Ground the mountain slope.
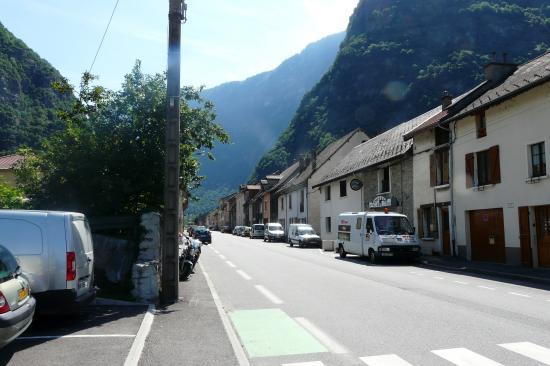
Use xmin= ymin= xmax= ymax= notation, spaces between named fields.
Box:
xmin=252 ymin=0 xmax=550 ymax=180
xmin=0 ymin=22 xmax=72 ymax=154
xmin=200 ymin=32 xmax=345 ymax=190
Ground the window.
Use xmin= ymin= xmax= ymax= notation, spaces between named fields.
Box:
xmin=530 ymin=142 xmax=546 ymax=178
xmin=378 ymin=166 xmax=390 ymax=193
xmin=356 ymin=217 xmax=363 ymax=230
xmin=418 ymin=206 xmax=438 ymax=239
xmin=0 ymin=245 xmax=18 ymax=281
xmin=430 ymin=149 xmax=449 ymax=186
xmin=366 ymin=218 xmax=374 ymax=233
xmin=300 ymin=190 xmax=305 ymax=212
xmin=339 ymin=180 xmax=347 ymax=197
xmin=475 ymin=111 xmax=487 ymax=138
xmin=465 ymin=145 xmax=501 ymax=188
xmin=325 ymin=217 xmax=332 ymax=233
xmin=434 ymin=127 xmax=449 ymax=146
xmin=325 ymin=185 xmax=331 ymax=201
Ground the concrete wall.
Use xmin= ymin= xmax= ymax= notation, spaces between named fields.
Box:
xmin=278 ymin=187 xmax=307 ymax=231
xmin=319 ymin=177 xmax=362 ymax=240
xmin=235 ymin=192 xmax=245 ymax=226
xmin=452 ymin=82 xmax=550 ymax=266
xmin=308 ymin=130 xmax=368 ymax=234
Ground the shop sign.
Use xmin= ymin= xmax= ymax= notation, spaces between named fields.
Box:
xmin=350 ymin=178 xmax=363 ymax=191
xmin=369 ymin=195 xmax=392 ymax=209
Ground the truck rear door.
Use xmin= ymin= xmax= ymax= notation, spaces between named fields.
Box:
xmin=70 ymin=219 xmax=94 ymax=298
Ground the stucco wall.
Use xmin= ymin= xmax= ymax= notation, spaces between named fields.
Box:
xmin=452 ymin=82 xmax=550 ymax=265
xmin=319 ymin=177 xmax=362 ymax=240
xmin=235 ymin=192 xmax=245 ymax=226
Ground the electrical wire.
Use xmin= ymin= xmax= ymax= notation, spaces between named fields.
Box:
xmin=88 ymin=0 xmax=121 ymax=73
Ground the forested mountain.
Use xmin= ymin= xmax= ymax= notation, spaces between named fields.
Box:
xmin=0 ymin=22 xmax=72 ymax=154
xmin=251 ymin=0 xmax=550 ymax=180
xmin=188 ymin=32 xmax=345 ymax=217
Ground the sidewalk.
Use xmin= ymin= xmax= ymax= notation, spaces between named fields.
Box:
xmin=138 ymin=266 xmax=240 ymax=366
xmin=420 ymin=255 xmax=550 ymax=286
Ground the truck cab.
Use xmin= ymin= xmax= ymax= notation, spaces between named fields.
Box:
xmin=337 ymin=211 xmax=420 ymax=263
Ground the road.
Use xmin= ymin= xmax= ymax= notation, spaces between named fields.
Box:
xmin=202 ymin=231 xmax=550 ymax=366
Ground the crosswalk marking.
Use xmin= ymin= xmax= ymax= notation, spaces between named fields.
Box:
xmin=360 ymin=354 xmax=414 ymax=366
xmin=282 ymin=362 xmax=325 ymax=366
xmin=431 ymin=348 xmax=504 ymax=366
xmin=499 ymin=342 xmax=550 ymax=365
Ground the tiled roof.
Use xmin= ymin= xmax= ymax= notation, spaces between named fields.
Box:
xmin=0 ymin=154 xmax=24 ymax=170
xmin=448 ymin=51 xmax=550 ymax=122
xmin=267 ymin=161 xmax=300 ymax=193
xmin=314 ymin=106 xmax=443 ymax=187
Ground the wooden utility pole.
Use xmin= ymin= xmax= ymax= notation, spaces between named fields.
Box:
xmin=162 ymin=0 xmax=186 ymax=304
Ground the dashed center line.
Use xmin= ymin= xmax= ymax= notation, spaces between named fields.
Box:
xmin=453 ymin=280 xmax=469 ymax=285
xmin=226 ymin=260 xmax=236 ymax=268
xmin=477 ymin=285 xmax=496 ymax=290
xmin=236 ymin=270 xmax=252 ymax=280
xmin=254 ymin=285 xmax=284 ymax=304
xmin=508 ymin=292 xmax=531 ymax=298
xmin=433 ymin=276 xmax=445 ymax=280
xmin=219 ymin=254 xmax=226 ymax=260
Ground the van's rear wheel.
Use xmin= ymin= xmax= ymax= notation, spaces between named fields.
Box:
xmin=369 ymin=249 xmax=377 ymax=264
xmin=338 ymin=245 xmax=347 ymax=258
xmin=290 ymin=242 xmax=293 ymax=247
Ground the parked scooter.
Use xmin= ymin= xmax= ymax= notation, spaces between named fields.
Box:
xmin=179 ymin=235 xmax=201 ymax=281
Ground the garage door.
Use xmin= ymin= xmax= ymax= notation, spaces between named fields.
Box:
xmin=469 ymin=208 xmax=505 ymax=263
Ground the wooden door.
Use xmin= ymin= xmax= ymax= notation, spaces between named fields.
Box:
xmin=518 ymin=207 xmax=533 ymax=267
xmin=441 ymin=207 xmax=451 ymax=255
xmin=469 ymin=208 xmax=505 ymax=263
xmin=535 ymin=205 xmax=550 ymax=268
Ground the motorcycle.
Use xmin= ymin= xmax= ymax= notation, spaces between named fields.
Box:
xmin=179 ymin=235 xmax=201 ymax=281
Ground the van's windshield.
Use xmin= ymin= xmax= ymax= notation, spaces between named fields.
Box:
xmin=374 ymin=216 xmax=414 ymax=235
xmin=298 ymin=228 xmax=316 ymax=235
xmin=268 ymin=224 xmax=283 ymax=231
xmin=253 ymin=225 xmax=264 ymax=230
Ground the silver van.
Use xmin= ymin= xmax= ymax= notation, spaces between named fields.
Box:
xmin=0 ymin=210 xmax=95 ymax=312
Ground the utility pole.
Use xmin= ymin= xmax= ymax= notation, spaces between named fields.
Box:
xmin=162 ymin=0 xmax=186 ymax=304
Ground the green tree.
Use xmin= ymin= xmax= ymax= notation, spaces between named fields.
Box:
xmin=0 ymin=181 xmax=27 ymax=209
xmin=17 ymin=61 xmax=229 ymax=216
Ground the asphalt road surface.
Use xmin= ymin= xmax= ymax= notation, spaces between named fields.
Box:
xmin=202 ymin=231 xmax=550 ymax=366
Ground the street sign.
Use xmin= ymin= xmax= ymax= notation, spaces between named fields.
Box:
xmin=350 ymin=178 xmax=363 ymax=191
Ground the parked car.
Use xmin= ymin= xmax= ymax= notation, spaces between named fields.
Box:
xmin=337 ymin=211 xmax=420 ymax=263
xmin=288 ymin=224 xmax=322 ymax=248
xmin=195 ymin=228 xmax=212 ymax=244
xmin=0 ymin=245 xmax=36 ymax=348
xmin=222 ymin=226 xmax=231 ymax=233
xmin=243 ymin=226 xmax=251 ymax=237
xmin=0 ymin=210 xmax=95 ymax=313
xmin=250 ymin=224 xmax=265 ymax=239
xmin=264 ymin=223 xmax=285 ymax=242
xmin=233 ymin=226 xmax=245 ymax=236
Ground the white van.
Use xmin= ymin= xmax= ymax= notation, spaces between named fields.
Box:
xmin=337 ymin=211 xmax=420 ymax=263
xmin=250 ymin=224 xmax=264 ymax=239
xmin=0 ymin=210 xmax=95 ymax=312
xmin=264 ymin=223 xmax=285 ymax=242
xmin=288 ymin=224 xmax=321 ymax=248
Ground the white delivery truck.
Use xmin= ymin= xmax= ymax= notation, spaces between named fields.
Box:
xmin=336 ymin=211 xmax=420 ymax=263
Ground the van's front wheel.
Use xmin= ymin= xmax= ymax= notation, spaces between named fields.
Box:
xmin=338 ymin=245 xmax=347 ymax=258
xmin=369 ymin=249 xmax=377 ymax=264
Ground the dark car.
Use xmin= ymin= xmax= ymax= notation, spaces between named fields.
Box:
xmin=195 ymin=228 xmax=211 ymax=244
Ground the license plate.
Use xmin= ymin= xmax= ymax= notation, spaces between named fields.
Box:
xmin=18 ymin=287 xmax=28 ymax=301
xmin=78 ymin=279 xmax=89 ymax=289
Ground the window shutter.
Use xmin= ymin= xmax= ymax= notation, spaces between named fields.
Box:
xmin=430 ymin=154 xmax=436 ymax=187
xmin=417 ymin=209 xmax=424 ymax=238
xmin=465 ymin=153 xmax=474 ymax=188
xmin=489 ymin=145 xmax=501 ymax=184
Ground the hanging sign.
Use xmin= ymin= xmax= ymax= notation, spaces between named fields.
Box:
xmin=369 ymin=195 xmax=392 ymax=209
xmin=350 ymin=178 xmax=363 ymax=191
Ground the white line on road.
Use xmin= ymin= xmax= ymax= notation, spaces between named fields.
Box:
xmin=432 ymin=347 xmax=504 ymax=366
xmin=360 ymin=354 xmax=414 ymax=366
xmin=124 ymin=304 xmax=155 ymax=366
xmin=236 ymin=270 xmax=252 ymax=280
xmin=200 ymin=262 xmax=251 ymax=366
xmin=254 ymin=285 xmax=284 ymax=305
xmin=294 ymin=317 xmax=348 ymax=354
xmin=226 ymin=260 xmax=237 ymax=268
xmin=477 ymin=285 xmax=496 ymax=290
xmin=219 ymin=254 xmax=227 ymax=260
xmin=282 ymin=362 xmax=326 ymax=366
xmin=433 ymin=276 xmax=445 ymax=280
xmin=19 ymin=334 xmax=136 ymax=340
xmin=499 ymin=342 xmax=550 ymax=365
xmin=453 ymin=280 xmax=469 ymax=285
xmin=213 ymin=249 xmax=220 ymax=254
xmin=508 ymin=292 xmax=531 ymax=298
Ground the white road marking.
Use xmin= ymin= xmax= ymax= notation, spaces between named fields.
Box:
xmin=282 ymin=362 xmax=326 ymax=366
xmin=254 ymin=285 xmax=284 ymax=304
xmin=416 ymin=273 xmax=425 ymax=276
xmin=200 ymin=262 xmax=251 ymax=366
xmin=19 ymin=334 xmax=135 ymax=340
xmin=236 ymin=270 xmax=252 ymax=280
xmin=433 ymin=276 xmax=445 ymax=280
xmin=453 ymin=281 xmax=469 ymax=285
xmin=294 ymin=317 xmax=348 ymax=354
xmin=124 ymin=304 xmax=155 ymax=366
xmin=360 ymin=354 xmax=414 ymax=365
xmin=409 ymin=271 xmax=417 ymax=274
xmin=499 ymin=342 xmax=550 ymax=365
xmin=477 ymin=285 xmax=496 ymax=290
xmin=508 ymin=292 xmax=531 ymax=298
xmin=226 ymin=260 xmax=237 ymax=268
xmin=213 ymin=249 xmax=220 ymax=254
xmin=219 ymin=254 xmax=227 ymax=260
xmin=432 ymin=347 xmax=504 ymax=366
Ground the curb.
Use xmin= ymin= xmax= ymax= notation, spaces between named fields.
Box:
xmin=419 ymin=260 xmax=550 ymax=286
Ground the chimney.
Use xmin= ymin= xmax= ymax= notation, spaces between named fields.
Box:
xmin=441 ymin=90 xmax=453 ymax=109
xmin=484 ymin=53 xmax=517 ymax=83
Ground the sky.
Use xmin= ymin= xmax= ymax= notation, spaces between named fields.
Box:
xmin=1 ymin=0 xmax=359 ymax=90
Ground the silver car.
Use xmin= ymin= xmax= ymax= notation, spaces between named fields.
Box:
xmin=0 ymin=245 xmax=36 ymax=348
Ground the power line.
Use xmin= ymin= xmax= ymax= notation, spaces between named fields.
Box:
xmin=88 ymin=0 xmax=121 ymax=73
